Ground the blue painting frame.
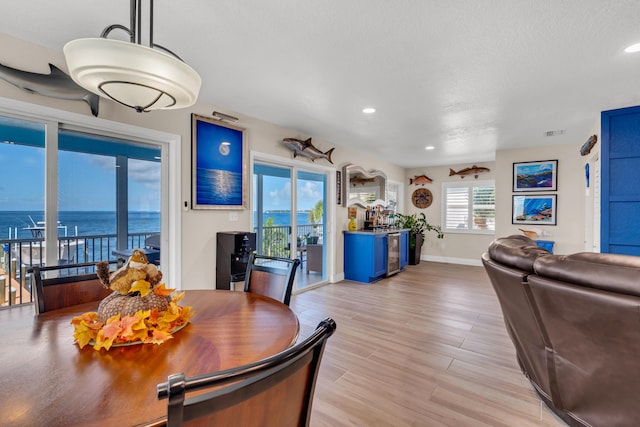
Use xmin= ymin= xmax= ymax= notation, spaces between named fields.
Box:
xmin=191 ymin=114 xmax=247 ymax=210
xmin=512 ymin=194 xmax=557 ymax=225
xmin=513 ymin=160 xmax=558 ymax=192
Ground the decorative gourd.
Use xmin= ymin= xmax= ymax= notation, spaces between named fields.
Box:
xmin=98 ymin=291 xmax=171 ymax=322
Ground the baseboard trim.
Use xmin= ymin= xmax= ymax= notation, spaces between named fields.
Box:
xmin=422 ymin=255 xmax=483 ymax=267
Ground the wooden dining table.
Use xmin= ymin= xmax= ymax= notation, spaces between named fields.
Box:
xmin=0 ymin=290 xmax=299 ymax=427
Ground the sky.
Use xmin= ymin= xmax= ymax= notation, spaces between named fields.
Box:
xmin=0 ymin=142 xmax=324 ymax=213
xmin=0 ymin=143 xmax=160 ymax=211
xmin=260 ymin=175 xmax=325 ymax=212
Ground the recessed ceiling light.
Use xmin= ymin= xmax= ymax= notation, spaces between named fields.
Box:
xmin=362 ymin=107 xmax=376 ymax=114
xmin=425 ymin=145 xmax=435 ymax=150
xmin=625 ymin=42 xmax=640 ymax=53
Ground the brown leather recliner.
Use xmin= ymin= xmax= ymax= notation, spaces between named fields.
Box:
xmin=482 ymin=235 xmax=640 ymax=427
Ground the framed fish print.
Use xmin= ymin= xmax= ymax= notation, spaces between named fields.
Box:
xmin=513 ymin=160 xmax=558 ymax=192
xmin=191 ymin=114 xmax=248 ymax=210
xmin=512 ymin=194 xmax=557 ymax=225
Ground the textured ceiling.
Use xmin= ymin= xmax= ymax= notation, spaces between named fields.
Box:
xmin=2 ymin=0 xmax=640 ymax=167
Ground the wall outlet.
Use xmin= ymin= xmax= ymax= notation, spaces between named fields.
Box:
xmin=229 ymin=211 xmax=238 ymax=221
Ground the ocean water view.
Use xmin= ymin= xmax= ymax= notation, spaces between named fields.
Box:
xmin=256 ymin=211 xmax=315 ymax=226
xmin=0 ymin=210 xmax=321 ymax=268
xmin=0 ymin=210 xmax=316 ymax=239
xmin=0 ymin=211 xmax=160 ymax=239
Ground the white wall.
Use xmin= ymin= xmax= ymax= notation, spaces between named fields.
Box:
xmin=0 ymin=33 xmax=404 ymax=288
xmin=405 ymin=162 xmax=496 ymax=266
xmin=495 ymin=141 xmax=589 ymax=255
xmin=583 ymin=120 xmax=601 ymax=253
xmin=404 ymin=134 xmax=597 ymax=263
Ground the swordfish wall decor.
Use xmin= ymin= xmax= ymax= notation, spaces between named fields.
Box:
xmin=282 ymin=137 xmax=335 ymax=164
xmin=0 ymin=61 xmax=100 ymax=116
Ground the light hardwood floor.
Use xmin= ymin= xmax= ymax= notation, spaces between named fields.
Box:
xmin=289 ymin=261 xmax=567 ymax=427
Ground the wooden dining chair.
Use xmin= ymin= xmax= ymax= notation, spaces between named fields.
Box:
xmin=157 ymin=317 xmax=336 ymax=427
xmin=31 ymin=261 xmax=116 ymax=314
xmin=243 ymin=253 xmax=301 ymax=306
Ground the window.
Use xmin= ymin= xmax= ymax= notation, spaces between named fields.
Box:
xmin=442 ymin=180 xmax=495 ymax=233
xmin=0 ymin=115 xmax=161 ymax=267
xmin=386 ymin=180 xmax=401 ymax=212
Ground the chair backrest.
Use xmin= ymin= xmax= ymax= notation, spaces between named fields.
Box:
xmin=145 ymin=233 xmax=161 ymax=250
xmin=243 ymin=253 xmax=301 ymax=306
xmin=158 ymin=317 xmax=336 ymax=427
xmin=31 ymin=261 xmax=116 ymax=314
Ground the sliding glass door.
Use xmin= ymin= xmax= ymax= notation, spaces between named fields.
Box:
xmin=253 ymin=162 xmax=327 ymax=290
xmin=253 ymin=164 xmax=292 ymax=258
xmin=296 ymin=170 xmax=326 ymax=289
xmin=0 ymin=114 xmax=163 ymax=306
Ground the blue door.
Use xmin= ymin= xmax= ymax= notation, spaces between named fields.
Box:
xmin=601 ymin=106 xmax=640 ymax=255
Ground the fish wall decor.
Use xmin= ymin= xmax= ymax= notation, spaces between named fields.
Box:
xmin=282 ymin=137 xmax=335 ymax=164
xmin=410 ymin=174 xmax=432 ymax=185
xmin=580 ymin=134 xmax=597 ymax=156
xmin=449 ymin=165 xmax=490 ymax=179
xmin=350 ymin=177 xmax=375 ymax=186
xmin=0 ymin=62 xmax=99 ymax=116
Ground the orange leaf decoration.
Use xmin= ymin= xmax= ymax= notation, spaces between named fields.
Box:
xmin=153 ymin=283 xmax=175 ymax=296
xmin=146 ymin=328 xmax=174 ymax=345
xmin=94 ymin=328 xmax=117 ymax=351
xmin=101 ymin=316 xmax=124 ymax=341
xmin=71 ymin=311 xmax=98 ymax=325
xmin=119 ymin=315 xmax=142 ymax=338
xmin=73 ymin=320 xmax=95 ymax=349
xmin=71 ymin=288 xmax=192 ymax=351
xmin=148 ymin=307 xmax=162 ymax=324
xmin=171 ymin=291 xmax=186 ymax=303
xmin=180 ymin=305 xmax=194 ymax=324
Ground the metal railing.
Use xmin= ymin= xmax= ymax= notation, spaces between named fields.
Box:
xmin=2 ymin=225 xmax=323 ymax=307
xmin=254 ymin=224 xmax=323 ymax=258
xmin=0 ymin=232 xmax=158 ymax=308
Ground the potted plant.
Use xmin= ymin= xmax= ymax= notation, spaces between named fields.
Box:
xmin=395 ymin=212 xmax=443 ymax=265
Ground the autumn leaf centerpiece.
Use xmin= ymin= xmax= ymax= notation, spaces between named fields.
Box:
xmin=71 ymin=249 xmax=193 ymax=351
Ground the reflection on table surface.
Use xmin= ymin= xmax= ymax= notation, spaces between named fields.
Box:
xmin=0 ymin=290 xmax=299 ymax=427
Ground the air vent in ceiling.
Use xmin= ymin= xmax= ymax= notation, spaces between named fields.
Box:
xmin=544 ymin=129 xmax=565 ymax=137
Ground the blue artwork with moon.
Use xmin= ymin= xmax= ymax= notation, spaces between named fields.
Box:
xmin=195 ymin=120 xmax=244 ymax=206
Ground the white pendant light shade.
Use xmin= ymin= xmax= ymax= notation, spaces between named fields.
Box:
xmin=64 ymin=38 xmax=201 ymax=112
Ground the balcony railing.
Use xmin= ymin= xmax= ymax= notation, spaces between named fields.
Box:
xmin=0 ymin=232 xmax=158 ymax=308
xmin=254 ymin=223 xmax=323 ymax=258
xmin=2 ymin=225 xmax=321 ymax=308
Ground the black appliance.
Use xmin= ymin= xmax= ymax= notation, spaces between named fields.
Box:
xmin=386 ymin=232 xmax=401 ymax=277
xmin=216 ymin=231 xmax=256 ymax=290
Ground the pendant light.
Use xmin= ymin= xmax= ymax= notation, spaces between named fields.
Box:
xmin=64 ymin=0 xmax=201 ymax=113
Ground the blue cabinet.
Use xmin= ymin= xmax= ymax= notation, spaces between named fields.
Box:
xmin=400 ymin=231 xmax=408 ymax=269
xmin=344 ymin=232 xmax=387 ymax=283
xmin=344 ymin=230 xmax=409 ymax=283
xmin=372 ymin=234 xmax=387 ymax=278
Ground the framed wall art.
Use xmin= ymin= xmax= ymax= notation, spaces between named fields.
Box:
xmin=191 ymin=114 xmax=248 ymax=210
xmin=513 ymin=160 xmax=558 ymax=192
xmin=336 ymin=170 xmax=342 ymax=205
xmin=512 ymin=194 xmax=557 ymax=225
